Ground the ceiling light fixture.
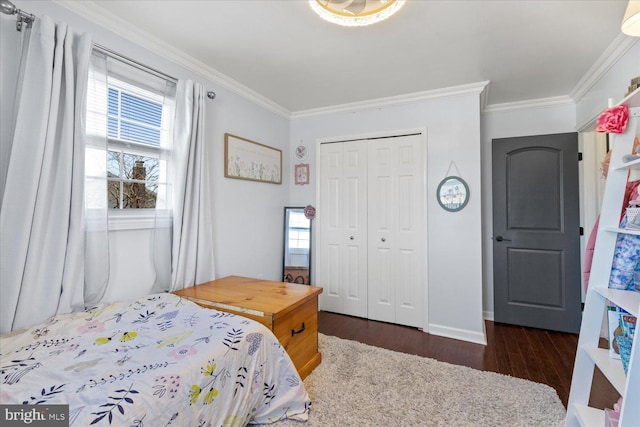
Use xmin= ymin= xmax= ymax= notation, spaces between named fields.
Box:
xmin=309 ymin=0 xmax=405 ymax=27
xmin=622 ymin=0 xmax=640 ymax=36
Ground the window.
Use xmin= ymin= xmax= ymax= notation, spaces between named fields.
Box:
xmin=85 ymin=50 xmax=176 ymax=225
xmin=106 ymin=84 xmax=163 ymax=209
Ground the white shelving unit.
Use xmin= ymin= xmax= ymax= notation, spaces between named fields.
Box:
xmin=566 ymin=87 xmax=640 ymax=427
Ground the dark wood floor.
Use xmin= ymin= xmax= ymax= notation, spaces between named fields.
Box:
xmin=318 ymin=311 xmax=619 ymax=410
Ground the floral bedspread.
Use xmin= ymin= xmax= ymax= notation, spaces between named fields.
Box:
xmin=0 ymin=293 xmax=310 ymax=426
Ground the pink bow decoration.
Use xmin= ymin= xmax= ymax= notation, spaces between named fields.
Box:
xmin=596 ymin=105 xmax=629 ymax=133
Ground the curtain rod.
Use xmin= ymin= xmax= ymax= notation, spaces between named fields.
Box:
xmin=0 ymin=0 xmax=35 ymax=31
xmin=94 ymin=43 xmax=178 ymax=83
xmin=93 ymin=44 xmax=216 ymax=100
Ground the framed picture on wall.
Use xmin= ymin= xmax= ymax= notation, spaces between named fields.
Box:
xmin=436 ymin=176 xmax=469 ymax=212
xmin=224 ymin=133 xmax=282 ymax=184
xmin=295 ymin=163 xmax=309 ymax=185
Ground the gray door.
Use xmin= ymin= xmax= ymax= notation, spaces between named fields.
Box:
xmin=492 ymin=133 xmax=581 ymax=333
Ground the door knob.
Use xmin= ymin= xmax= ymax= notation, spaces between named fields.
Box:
xmin=495 ymin=236 xmax=512 ymax=242
xmin=350 ymin=236 xmax=354 ymax=240
xmin=381 ymin=238 xmax=386 ymax=242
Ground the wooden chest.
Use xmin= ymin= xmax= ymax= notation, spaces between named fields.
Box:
xmin=173 ymin=275 xmax=323 ymax=379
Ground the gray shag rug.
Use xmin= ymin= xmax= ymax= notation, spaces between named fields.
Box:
xmin=276 ymin=334 xmax=566 ymax=427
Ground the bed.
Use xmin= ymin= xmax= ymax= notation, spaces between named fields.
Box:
xmin=0 ymin=293 xmax=311 ymax=426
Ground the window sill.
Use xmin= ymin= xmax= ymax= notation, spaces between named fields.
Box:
xmin=107 ymin=210 xmax=171 ymax=231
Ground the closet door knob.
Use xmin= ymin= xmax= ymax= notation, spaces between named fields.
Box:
xmin=381 ymin=238 xmax=386 ymax=242
xmin=349 ymin=236 xmax=354 ymax=240
xmin=495 ymin=236 xmax=511 ymax=242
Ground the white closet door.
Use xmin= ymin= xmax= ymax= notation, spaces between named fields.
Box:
xmin=319 ymin=141 xmax=368 ymax=317
xmin=367 ymin=134 xmax=424 ymax=327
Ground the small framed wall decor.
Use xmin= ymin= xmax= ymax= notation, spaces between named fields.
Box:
xmin=295 ymin=145 xmax=307 ymax=160
xmin=436 ymin=176 xmax=469 ymax=212
xmin=295 ymin=163 xmax=309 ymax=185
xmin=224 ymin=133 xmax=282 ymax=184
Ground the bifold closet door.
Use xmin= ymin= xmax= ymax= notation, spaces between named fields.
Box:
xmin=319 ymin=134 xmax=425 ymax=327
xmin=318 ymin=141 xmax=368 ymax=318
xmin=367 ymin=134 xmax=424 ymax=328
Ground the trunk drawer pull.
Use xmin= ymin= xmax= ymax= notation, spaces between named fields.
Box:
xmin=291 ymin=322 xmax=306 ymax=336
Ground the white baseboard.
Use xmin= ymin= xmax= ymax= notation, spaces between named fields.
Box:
xmin=483 ymin=310 xmax=495 ymax=321
xmin=428 ymin=323 xmax=487 ymax=345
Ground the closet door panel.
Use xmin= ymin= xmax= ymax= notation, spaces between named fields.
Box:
xmin=346 ymin=245 xmax=363 ymax=298
xmin=368 ymin=246 xmax=395 ymax=322
xmin=344 ymin=141 xmax=367 ymax=241
xmin=398 ymin=249 xmax=416 ymax=307
xmin=343 ymin=238 xmax=367 ymax=317
xmin=342 ymin=141 xmax=368 ymax=317
xmin=370 ymin=246 xmax=393 ymax=300
xmin=368 ymin=140 xmax=396 ymax=323
xmin=394 ymin=135 xmax=424 ymax=328
xmin=325 ymin=243 xmax=341 ymax=301
xmin=345 ymin=177 xmax=362 ymax=230
xmin=319 ymin=144 xmax=344 ymax=313
xmin=319 ymin=141 xmax=368 ymax=318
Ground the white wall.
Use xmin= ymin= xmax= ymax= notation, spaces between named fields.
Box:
xmin=290 ymin=92 xmax=486 ymax=344
xmin=1 ymin=1 xmax=291 ymax=304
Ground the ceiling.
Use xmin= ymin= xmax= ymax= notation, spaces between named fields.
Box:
xmin=59 ymin=0 xmax=631 ymax=114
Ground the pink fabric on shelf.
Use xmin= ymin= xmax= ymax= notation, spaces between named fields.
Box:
xmin=625 ymin=180 xmax=639 ymax=209
xmin=583 ymin=216 xmax=599 ymax=293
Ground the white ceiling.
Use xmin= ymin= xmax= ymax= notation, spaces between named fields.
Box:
xmin=59 ymin=0 xmax=631 ymax=114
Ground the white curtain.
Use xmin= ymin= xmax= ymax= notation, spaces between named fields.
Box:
xmin=154 ymin=80 xmax=215 ymax=292
xmin=84 ymin=50 xmax=111 ymax=306
xmin=0 ymin=16 xmax=93 ymax=333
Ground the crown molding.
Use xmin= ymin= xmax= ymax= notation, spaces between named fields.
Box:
xmin=483 ymin=35 xmax=637 ymax=114
xmin=569 ymin=34 xmax=639 ymax=103
xmin=52 ymin=0 xmax=487 ymax=120
xmin=290 ymin=81 xmax=490 ymax=119
xmin=479 ymin=82 xmax=490 ymax=113
xmin=51 ymin=1 xmax=635 ymax=121
xmin=483 ymin=95 xmax=574 ymax=114
xmin=53 ymin=0 xmax=291 ymax=119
